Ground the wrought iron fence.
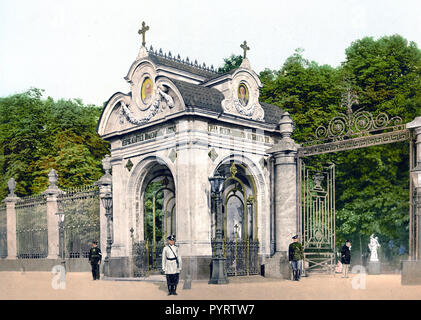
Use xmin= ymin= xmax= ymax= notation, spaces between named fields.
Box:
xmin=212 ymin=238 xmax=260 ymax=276
xmin=132 ymin=239 xmax=165 ymax=277
xmin=0 ymin=203 xmax=7 ymax=258
xmin=58 ymin=186 xmax=100 ymax=259
xmin=16 ymin=195 xmax=48 ymax=259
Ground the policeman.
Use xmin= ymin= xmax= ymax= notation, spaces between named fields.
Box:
xmin=288 ymin=235 xmax=304 ymax=281
xmin=88 ymin=241 xmax=102 ymax=280
xmin=162 ymin=235 xmax=182 ymax=295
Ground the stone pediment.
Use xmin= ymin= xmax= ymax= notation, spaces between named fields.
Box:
xmin=204 ymin=58 xmax=265 ymax=122
xmin=97 ymin=58 xmax=186 ymax=137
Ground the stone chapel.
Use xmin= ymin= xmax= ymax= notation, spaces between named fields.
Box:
xmin=97 ymin=24 xmax=299 ymax=279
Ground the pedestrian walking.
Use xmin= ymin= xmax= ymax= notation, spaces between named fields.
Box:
xmin=341 ymin=240 xmax=352 ymax=278
xmin=162 ymin=234 xmax=182 ymax=295
xmin=288 ymin=235 xmax=304 ymax=281
xmin=88 ymin=241 xmax=102 ymax=280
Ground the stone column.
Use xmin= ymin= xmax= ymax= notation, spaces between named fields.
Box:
xmin=3 ymin=178 xmax=19 ymax=259
xmin=407 ymin=116 xmax=421 ymax=260
xmin=175 ymin=118 xmax=212 ymax=280
xmin=266 ymin=112 xmax=299 ymax=278
xmin=43 ymin=169 xmax=63 ymax=259
xmin=402 ymin=116 xmax=421 ymax=285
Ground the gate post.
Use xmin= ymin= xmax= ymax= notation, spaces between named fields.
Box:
xmin=402 ymin=116 xmax=421 ymax=285
xmin=266 ymin=112 xmax=300 ymax=278
xmin=43 ymin=169 xmax=63 ymax=259
xmin=3 ymin=178 xmax=19 ymax=259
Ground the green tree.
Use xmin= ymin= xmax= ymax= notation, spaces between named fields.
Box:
xmin=259 ymin=35 xmax=421 ymax=254
xmin=0 ymin=89 xmax=110 ymax=199
xmin=218 ymin=54 xmax=243 ymax=73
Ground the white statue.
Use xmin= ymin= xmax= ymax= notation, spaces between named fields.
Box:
xmin=368 ymin=234 xmax=381 ymax=262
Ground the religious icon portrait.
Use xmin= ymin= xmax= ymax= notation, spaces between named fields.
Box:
xmin=238 ymin=83 xmax=249 ymax=106
xmin=141 ymin=77 xmax=153 ymax=104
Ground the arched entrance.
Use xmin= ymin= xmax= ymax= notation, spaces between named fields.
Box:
xmin=132 ymin=160 xmax=176 ymax=277
xmin=212 ymin=161 xmax=259 ymax=276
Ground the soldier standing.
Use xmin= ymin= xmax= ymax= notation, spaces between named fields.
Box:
xmin=341 ymin=240 xmax=352 ymax=278
xmin=88 ymin=241 xmax=102 ymax=280
xmin=162 ymin=235 xmax=182 ymax=295
xmin=288 ymin=235 xmax=304 ymax=281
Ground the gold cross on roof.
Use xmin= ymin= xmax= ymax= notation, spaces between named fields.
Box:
xmin=240 ymin=40 xmax=250 ymax=58
xmin=138 ymin=21 xmax=150 ymax=47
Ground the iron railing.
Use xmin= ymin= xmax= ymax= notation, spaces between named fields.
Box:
xmin=132 ymin=240 xmax=165 ymax=277
xmin=0 ymin=204 xmax=7 ymax=258
xmin=15 ymin=195 xmax=48 ymax=259
xmin=58 ymin=185 xmax=100 ymax=259
xmin=212 ymin=238 xmax=260 ymax=276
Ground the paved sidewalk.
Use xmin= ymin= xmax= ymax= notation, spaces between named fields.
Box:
xmin=1 ymin=272 xmax=420 ymax=300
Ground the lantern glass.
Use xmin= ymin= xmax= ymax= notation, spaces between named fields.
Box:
xmin=411 ymin=163 xmax=421 ymax=188
xmin=209 ymin=176 xmax=225 ymax=194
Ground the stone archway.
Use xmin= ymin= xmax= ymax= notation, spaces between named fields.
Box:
xmin=211 ymin=156 xmax=266 ymax=276
xmin=128 ymin=156 xmax=176 ymax=276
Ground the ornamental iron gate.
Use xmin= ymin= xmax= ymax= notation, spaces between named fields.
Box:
xmin=57 ymin=186 xmax=100 ymax=259
xmin=131 ymin=238 xmax=165 ymax=277
xmin=299 ymin=162 xmax=335 ymax=273
xmin=211 ymin=238 xmax=260 ymax=276
xmin=15 ymin=195 xmax=48 ymax=259
xmin=297 ymin=87 xmax=415 ymax=270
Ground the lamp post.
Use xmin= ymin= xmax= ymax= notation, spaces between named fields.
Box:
xmin=411 ymin=161 xmax=421 ymax=260
xmin=209 ymin=175 xmax=228 ymax=284
xmin=95 ymin=155 xmax=113 ymax=277
xmin=101 ymin=185 xmax=113 ymax=277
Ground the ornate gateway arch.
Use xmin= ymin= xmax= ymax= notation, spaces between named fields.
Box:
xmin=296 ymin=88 xmax=416 ymax=274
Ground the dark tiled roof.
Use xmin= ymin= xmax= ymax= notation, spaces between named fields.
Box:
xmin=148 ymin=53 xmax=218 ymax=79
xmin=205 ymin=68 xmax=238 ymax=82
xmin=171 ymin=79 xmax=283 ymax=124
xmin=260 ymin=102 xmax=284 ymax=124
xmin=171 ymin=79 xmax=224 ymax=113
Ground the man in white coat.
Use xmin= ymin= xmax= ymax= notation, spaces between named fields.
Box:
xmin=162 ymin=234 xmax=182 ymax=295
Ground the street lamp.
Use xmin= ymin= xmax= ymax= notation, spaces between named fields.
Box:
xmin=209 ymin=175 xmax=228 ymax=284
xmin=411 ymin=161 xmax=421 ymax=260
xmin=100 ymin=182 xmax=113 ymax=277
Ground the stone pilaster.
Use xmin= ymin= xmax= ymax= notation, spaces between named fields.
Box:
xmin=3 ymin=178 xmax=19 ymax=259
xmin=407 ymin=116 xmax=421 ymax=260
xmin=265 ymin=112 xmax=299 ymax=278
xmin=42 ymin=169 xmax=63 ymax=259
xmin=402 ymin=116 xmax=421 ymax=284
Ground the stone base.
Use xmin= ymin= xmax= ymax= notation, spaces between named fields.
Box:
xmin=0 ymin=258 xmax=96 ymax=272
xmin=401 ymin=260 xmax=421 ymax=285
xmin=180 ymin=256 xmax=212 ymax=281
xmin=108 ymin=257 xmax=131 ymax=277
xmin=263 ymin=252 xmax=291 ymax=279
xmin=368 ymin=261 xmax=381 ymax=274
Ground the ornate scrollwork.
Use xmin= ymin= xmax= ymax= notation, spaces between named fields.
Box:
xmin=120 ymin=84 xmax=174 ymax=125
xmin=304 ymin=88 xmax=404 ymax=146
xmin=229 ymin=90 xmax=264 ymax=121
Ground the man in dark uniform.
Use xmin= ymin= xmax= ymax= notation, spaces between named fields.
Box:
xmin=88 ymin=241 xmax=102 ymax=280
xmin=341 ymin=240 xmax=352 ymax=278
xmin=288 ymin=235 xmax=304 ymax=281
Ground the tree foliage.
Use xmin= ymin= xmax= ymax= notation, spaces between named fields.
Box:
xmin=259 ymin=35 xmax=421 ymax=253
xmin=0 ymin=89 xmax=110 ymax=199
xmin=218 ymin=54 xmax=243 ymax=73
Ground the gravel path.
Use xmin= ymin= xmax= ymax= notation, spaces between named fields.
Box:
xmin=1 ymin=272 xmax=420 ymax=300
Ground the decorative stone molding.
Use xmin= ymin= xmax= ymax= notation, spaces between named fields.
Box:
xmin=221 ymin=71 xmax=264 ymax=121
xmin=120 ymin=84 xmax=174 ymax=126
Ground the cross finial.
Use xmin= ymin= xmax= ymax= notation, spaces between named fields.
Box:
xmin=240 ymin=40 xmax=250 ymax=58
xmin=138 ymin=21 xmax=150 ymax=47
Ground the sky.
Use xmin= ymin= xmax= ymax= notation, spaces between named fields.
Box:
xmin=1 ymin=0 xmax=420 ymax=106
